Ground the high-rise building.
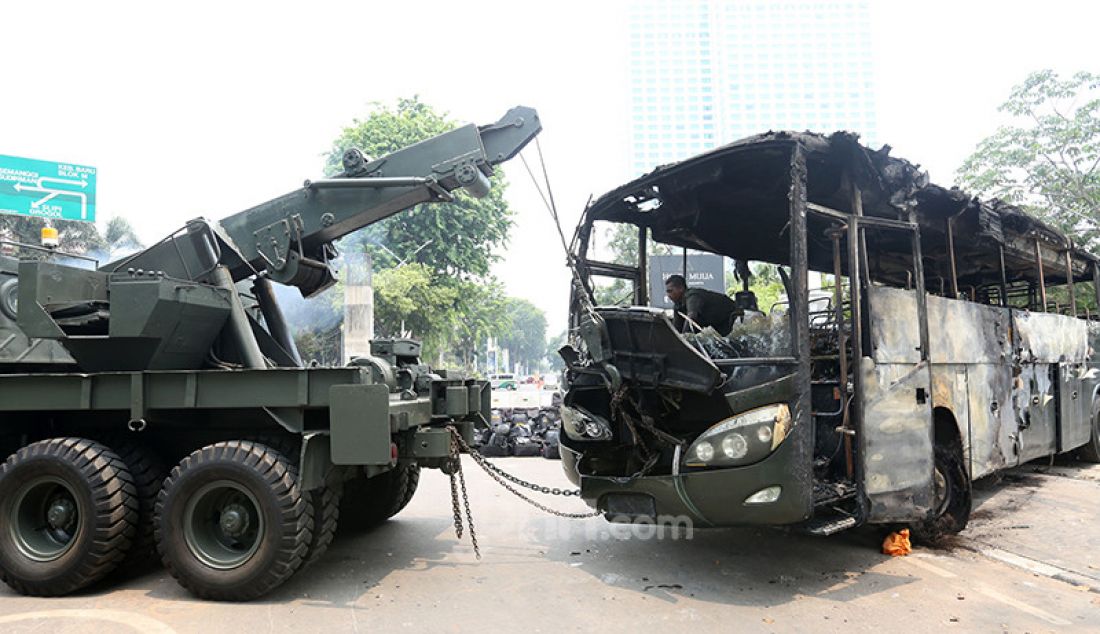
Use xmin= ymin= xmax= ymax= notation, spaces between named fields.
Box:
xmin=627 ymin=0 xmax=877 ymax=176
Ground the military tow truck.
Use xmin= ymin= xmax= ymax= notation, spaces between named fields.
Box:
xmin=0 ymin=106 xmax=540 ymax=600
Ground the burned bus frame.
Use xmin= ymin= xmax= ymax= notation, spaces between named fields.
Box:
xmin=561 ymin=131 xmax=1100 ymax=535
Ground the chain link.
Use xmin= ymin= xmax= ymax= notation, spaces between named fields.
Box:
xmin=446 ymin=426 xmax=602 ymax=520
xmin=447 ymin=430 xmax=480 ymax=558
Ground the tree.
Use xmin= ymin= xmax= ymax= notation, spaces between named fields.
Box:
xmin=544 ymin=330 xmax=566 ymax=372
xmin=497 ymin=298 xmax=547 ymax=372
xmin=0 ymin=216 xmax=101 ymax=253
xmin=326 ymin=97 xmax=513 ymax=278
xmin=371 ymin=263 xmax=459 ymax=354
xmin=730 ymin=262 xmax=786 ymax=314
xmin=100 ymin=216 xmax=143 ymax=259
xmin=447 ymin=279 xmax=510 ymax=373
xmin=957 ymin=70 xmax=1100 ymax=248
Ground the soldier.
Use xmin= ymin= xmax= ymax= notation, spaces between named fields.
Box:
xmin=665 ymin=274 xmax=740 ymax=335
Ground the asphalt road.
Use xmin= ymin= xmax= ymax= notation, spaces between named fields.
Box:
xmin=1 ymin=457 xmax=1098 ymax=633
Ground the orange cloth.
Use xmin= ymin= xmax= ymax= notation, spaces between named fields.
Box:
xmin=882 ymin=528 xmax=912 ymax=556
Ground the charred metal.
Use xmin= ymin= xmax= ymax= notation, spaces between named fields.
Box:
xmin=560 ymin=131 xmax=1100 ymax=535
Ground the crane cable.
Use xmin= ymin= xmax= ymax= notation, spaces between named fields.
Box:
xmin=519 ymin=136 xmax=572 ymax=263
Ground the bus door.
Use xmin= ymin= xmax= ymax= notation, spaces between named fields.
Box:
xmin=851 ymin=216 xmax=936 ymax=522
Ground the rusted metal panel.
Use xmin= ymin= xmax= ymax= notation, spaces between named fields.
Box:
xmin=869 ymin=288 xmax=1011 ymax=365
xmin=1013 ymin=311 xmax=1089 ymax=363
xmin=966 ymin=363 xmax=1017 ymax=477
xmin=858 ymin=356 xmax=934 ymax=521
xmin=1014 ymin=363 xmax=1057 ymax=463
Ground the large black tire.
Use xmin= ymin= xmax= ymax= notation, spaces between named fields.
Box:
xmin=339 ymin=463 xmax=420 ymax=531
xmin=910 ymin=442 xmax=971 ymax=545
xmin=1077 ymin=395 xmax=1100 ymax=463
xmin=303 ymin=481 xmax=341 ymax=566
xmin=109 ymin=440 xmax=168 ymax=568
xmin=0 ymin=438 xmax=138 ymax=596
xmin=154 ymin=441 xmax=313 ymax=601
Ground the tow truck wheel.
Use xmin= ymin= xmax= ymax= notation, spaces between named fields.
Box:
xmin=0 ymin=438 xmax=138 ymax=596
xmin=155 ymin=441 xmax=313 ymax=601
xmin=339 ymin=463 xmax=420 ymax=531
xmin=910 ymin=441 xmax=971 ymax=545
xmin=1077 ymin=395 xmax=1100 ymax=463
xmin=106 ymin=440 xmax=168 ymax=568
xmin=303 ymin=482 xmax=342 ymax=566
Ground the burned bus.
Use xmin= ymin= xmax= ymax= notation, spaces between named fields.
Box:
xmin=558 ymin=131 xmax=1100 ymax=540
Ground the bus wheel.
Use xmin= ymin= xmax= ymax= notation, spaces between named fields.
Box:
xmin=155 ymin=441 xmax=312 ymax=601
xmin=911 ymin=442 xmax=971 ymax=545
xmin=1077 ymin=396 xmax=1100 ymax=463
xmin=0 ymin=438 xmax=138 ymax=596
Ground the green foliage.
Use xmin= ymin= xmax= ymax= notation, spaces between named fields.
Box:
xmin=544 ymin=330 xmax=566 ymax=372
xmin=295 ymin=325 xmax=343 ymax=366
xmin=957 ymin=70 xmax=1100 ymax=248
xmin=101 ymin=217 xmax=142 ymax=256
xmin=288 ymin=96 xmax=551 ymax=371
xmin=731 ymin=262 xmax=787 ymax=313
xmin=371 ymin=263 xmax=457 ymax=347
xmin=497 ymin=298 xmax=547 ymax=371
xmin=0 ymin=216 xmax=102 ymax=254
xmin=326 ymin=96 xmax=512 ymax=278
xmin=590 ymin=222 xmax=677 ymax=306
xmin=448 ymin=279 xmax=510 ymax=372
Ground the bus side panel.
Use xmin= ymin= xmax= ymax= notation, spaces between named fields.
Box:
xmin=1013 ymin=311 xmax=1090 ymax=460
xmin=966 ymin=363 xmax=1017 ymax=478
xmin=924 ymin=294 xmax=1015 ymax=480
xmin=929 ymin=363 xmax=969 ymax=457
xmin=1014 ymin=363 xmax=1057 ymax=463
xmin=1057 ymin=362 xmax=1090 ymax=452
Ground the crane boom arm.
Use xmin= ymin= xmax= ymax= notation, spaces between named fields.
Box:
xmin=115 ymin=106 xmax=541 ymax=297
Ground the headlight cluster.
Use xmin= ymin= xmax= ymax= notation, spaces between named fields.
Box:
xmin=683 ymin=403 xmax=791 ymax=468
xmin=560 ymin=405 xmax=612 ymax=441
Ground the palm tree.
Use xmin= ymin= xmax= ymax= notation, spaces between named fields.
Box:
xmin=101 ymin=216 xmax=143 ymax=259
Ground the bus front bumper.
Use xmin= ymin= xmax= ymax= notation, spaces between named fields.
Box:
xmin=566 ymin=435 xmax=813 ymax=527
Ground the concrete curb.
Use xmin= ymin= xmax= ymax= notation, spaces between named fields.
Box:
xmin=971 ymin=545 xmax=1100 ymax=594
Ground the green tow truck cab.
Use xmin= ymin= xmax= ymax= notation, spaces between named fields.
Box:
xmin=0 ymin=106 xmax=540 ymax=600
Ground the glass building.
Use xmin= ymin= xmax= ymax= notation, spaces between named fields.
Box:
xmin=628 ymin=0 xmax=878 ymax=176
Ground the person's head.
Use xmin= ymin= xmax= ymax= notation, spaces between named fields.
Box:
xmin=665 ymin=274 xmax=687 ymax=303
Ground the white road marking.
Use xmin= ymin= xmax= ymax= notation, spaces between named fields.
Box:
xmin=906 ymin=555 xmax=958 ymax=578
xmin=978 ymin=586 xmax=1072 ymax=626
xmin=0 ymin=608 xmax=176 ymax=633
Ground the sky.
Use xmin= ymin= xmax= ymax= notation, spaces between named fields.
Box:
xmin=1 ymin=0 xmax=1097 ymax=337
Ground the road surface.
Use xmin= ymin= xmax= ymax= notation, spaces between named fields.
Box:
xmin=1 ymin=457 xmax=1097 ymax=633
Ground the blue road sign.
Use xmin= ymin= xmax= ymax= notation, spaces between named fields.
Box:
xmin=0 ymin=154 xmax=97 ymax=223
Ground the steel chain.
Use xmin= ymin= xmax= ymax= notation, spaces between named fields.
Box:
xmin=446 ymin=426 xmax=602 ymax=520
xmin=447 ymin=430 xmax=480 ymax=558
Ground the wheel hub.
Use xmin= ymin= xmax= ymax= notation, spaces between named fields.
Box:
xmin=46 ymin=497 xmax=76 ymax=530
xmin=219 ymin=504 xmax=250 ymax=536
xmin=183 ymin=481 xmax=264 ymax=570
xmin=10 ymin=476 xmax=81 ymax=562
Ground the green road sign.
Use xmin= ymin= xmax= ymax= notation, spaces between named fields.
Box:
xmin=0 ymin=154 xmax=96 ymax=223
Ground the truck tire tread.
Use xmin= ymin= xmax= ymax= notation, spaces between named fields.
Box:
xmin=0 ymin=437 xmax=138 ymax=596
xmin=155 ymin=440 xmax=312 ymax=601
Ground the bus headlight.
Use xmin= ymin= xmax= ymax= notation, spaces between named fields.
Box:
xmin=561 ymin=405 xmax=612 ymax=441
xmin=683 ymin=403 xmax=791 ymax=468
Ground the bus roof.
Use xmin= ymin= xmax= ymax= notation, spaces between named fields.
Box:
xmin=580 ymin=131 xmax=1096 ymax=289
